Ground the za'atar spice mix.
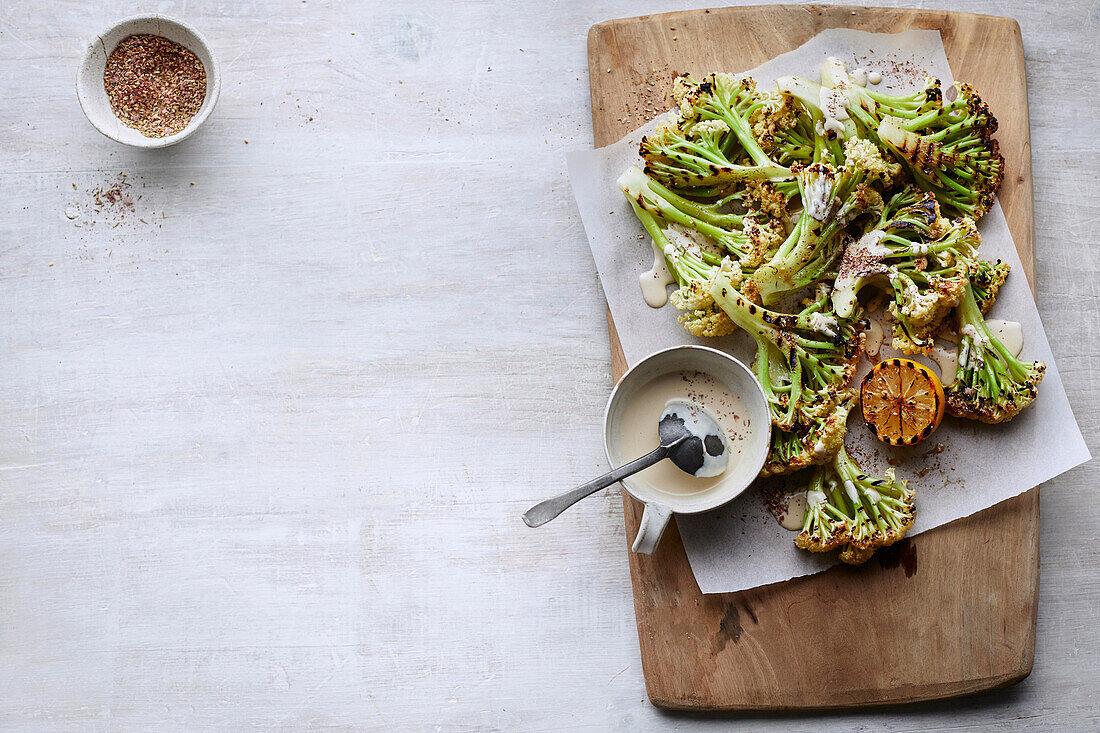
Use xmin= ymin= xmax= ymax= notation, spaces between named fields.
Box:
xmin=103 ymin=34 xmax=206 ymax=138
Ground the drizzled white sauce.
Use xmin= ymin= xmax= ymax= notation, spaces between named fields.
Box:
xmin=779 ymin=491 xmax=808 ymax=531
xmin=809 ymin=312 xmax=839 ymax=338
xmin=812 ymin=439 xmax=828 ymax=457
xmin=857 ymin=229 xmax=891 ymax=258
xmin=960 ymin=324 xmax=987 ymax=349
xmin=807 ymin=489 xmax=827 ymax=507
xmin=987 ymin=320 xmax=1024 ymax=357
xmin=805 ymin=175 xmax=835 ymax=221
xmin=818 ymin=87 xmax=849 ymax=120
xmin=865 ymin=318 xmax=885 ymax=357
xmin=818 ymin=85 xmax=850 ymax=139
xmin=664 ymin=225 xmax=704 ymax=260
xmin=931 ymin=345 xmax=958 ymax=384
xmin=868 ymin=71 xmax=883 ymax=85
xmin=640 ymin=239 xmax=675 ymax=308
xmin=843 ymin=479 xmax=859 ymax=504
xmin=911 ymin=242 xmax=931 ymax=255
xmin=851 ymin=68 xmax=868 ymax=87
xmin=864 ymin=486 xmax=882 ymax=504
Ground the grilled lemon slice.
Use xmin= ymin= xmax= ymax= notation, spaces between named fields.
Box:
xmin=860 ymin=358 xmax=945 ymax=446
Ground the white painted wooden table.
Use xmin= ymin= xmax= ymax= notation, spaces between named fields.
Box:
xmin=0 ymin=1 xmax=1095 ymax=729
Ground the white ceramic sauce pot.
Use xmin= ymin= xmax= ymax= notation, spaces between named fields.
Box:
xmin=603 ymin=346 xmax=771 ymax=554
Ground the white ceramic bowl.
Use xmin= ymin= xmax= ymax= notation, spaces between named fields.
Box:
xmin=77 ymin=15 xmax=220 ymax=148
xmin=603 ymin=346 xmax=771 ymax=553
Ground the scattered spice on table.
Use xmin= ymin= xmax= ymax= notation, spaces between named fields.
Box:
xmin=103 ymin=34 xmax=206 ymax=138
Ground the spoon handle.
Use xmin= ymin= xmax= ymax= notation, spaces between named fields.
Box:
xmin=522 ymin=445 xmax=669 ymax=528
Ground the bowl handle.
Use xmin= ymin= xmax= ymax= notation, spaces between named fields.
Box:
xmin=631 ymin=502 xmax=673 ymax=554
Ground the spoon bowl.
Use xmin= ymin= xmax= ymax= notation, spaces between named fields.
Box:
xmin=660 ymin=399 xmax=730 ymax=478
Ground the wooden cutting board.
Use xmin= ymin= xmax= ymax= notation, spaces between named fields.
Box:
xmin=588 ymin=5 xmax=1037 ymax=711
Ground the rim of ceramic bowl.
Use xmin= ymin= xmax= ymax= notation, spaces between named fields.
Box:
xmin=77 ymin=14 xmax=220 ymax=148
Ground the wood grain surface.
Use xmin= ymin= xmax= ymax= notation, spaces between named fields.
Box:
xmin=590 ymin=5 xmax=1040 ymax=711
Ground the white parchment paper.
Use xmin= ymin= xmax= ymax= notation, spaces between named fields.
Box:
xmin=567 ymin=29 xmax=1091 ymax=594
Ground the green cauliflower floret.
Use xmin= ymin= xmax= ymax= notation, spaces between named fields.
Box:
xmin=969 ymin=258 xmax=1011 ymax=314
xmin=670 ymin=278 xmax=737 ymax=337
xmin=741 ymin=215 xmax=787 ymax=268
xmin=889 ymin=276 xmax=963 ymax=327
xmin=819 ymin=58 xmax=1003 ymax=218
xmin=795 ymin=464 xmax=849 ymax=552
xmin=740 ymin=179 xmax=796 ymax=219
xmin=618 ymin=165 xmax=765 ymax=266
xmin=671 ymin=73 xmax=793 ymax=173
xmin=819 ymin=57 xmax=944 ymax=142
xmin=749 ymin=89 xmax=804 ymax=150
xmin=944 ymin=281 xmax=1045 ymax=423
xmin=875 ymin=82 xmax=1004 ymax=220
xmin=773 ymin=74 xmax=852 ymax=163
xmin=842 ymin=136 xmax=902 ymax=187
xmin=619 ymin=180 xmax=717 ymax=298
xmin=832 ymin=191 xmax=942 ymax=317
xmin=750 ymin=141 xmax=891 ymax=305
xmin=693 ymin=118 xmax=731 ymax=136
xmin=766 ymin=113 xmax=817 ymax=167
xmin=792 ymin=444 xmax=916 ymax=565
xmin=712 ymin=266 xmax=864 ymax=432
xmin=888 ymin=215 xmax=980 ymax=353
xmin=639 ymin=114 xmax=791 ymax=190
xmin=804 ymin=390 xmax=853 ymax=462
xmin=833 ymin=446 xmax=915 ymax=564
xmin=763 ymin=387 xmax=855 ymax=477
xmin=832 ymin=192 xmax=976 ymax=354
xmin=887 ymin=272 xmax=968 ymax=354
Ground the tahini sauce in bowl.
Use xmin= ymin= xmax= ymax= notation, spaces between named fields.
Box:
xmin=603 ymin=346 xmax=771 ymax=543
xmin=615 ymin=370 xmax=751 ymax=497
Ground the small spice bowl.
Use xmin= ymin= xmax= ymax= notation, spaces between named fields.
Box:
xmin=77 ymin=15 xmax=220 ymax=148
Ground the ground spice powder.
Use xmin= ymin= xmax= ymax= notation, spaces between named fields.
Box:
xmin=103 ymin=34 xmax=207 ymax=138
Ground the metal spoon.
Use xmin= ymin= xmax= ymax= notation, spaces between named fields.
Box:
xmin=522 ymin=400 xmax=730 ymax=528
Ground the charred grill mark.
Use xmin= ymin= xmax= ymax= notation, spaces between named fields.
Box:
xmin=912 ymin=195 xmax=939 ymax=224
xmin=760 ymin=311 xmax=797 ymax=329
xmin=925 ymin=79 xmax=943 ymax=105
